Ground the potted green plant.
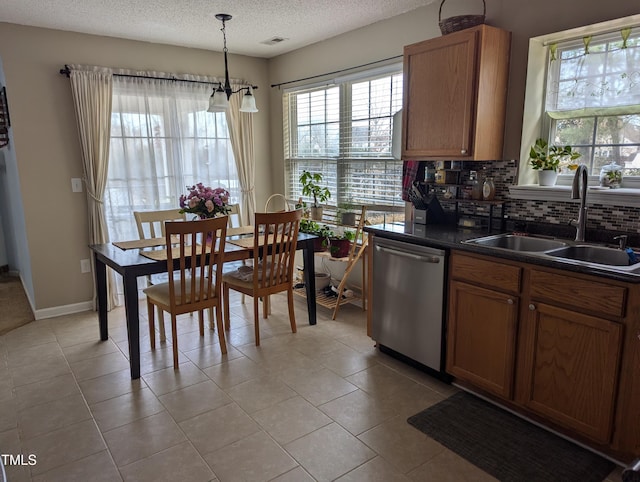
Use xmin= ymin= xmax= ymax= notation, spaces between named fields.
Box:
xmin=300 ymin=170 xmax=331 ymax=220
xmin=328 ymin=230 xmax=355 ymax=259
xmin=337 ymin=201 xmax=358 ymax=226
xmin=529 ymin=138 xmax=582 ymax=186
xmin=299 ymin=219 xmax=333 ymax=252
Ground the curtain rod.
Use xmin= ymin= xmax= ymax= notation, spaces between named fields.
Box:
xmin=58 ymin=65 xmax=259 ymax=90
xmin=270 ymin=55 xmax=402 ymax=89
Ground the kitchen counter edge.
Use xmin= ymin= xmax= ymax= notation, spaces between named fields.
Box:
xmin=364 ymin=223 xmax=640 ymax=284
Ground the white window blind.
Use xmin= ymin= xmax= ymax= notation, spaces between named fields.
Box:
xmin=283 ymin=68 xmax=403 ymax=210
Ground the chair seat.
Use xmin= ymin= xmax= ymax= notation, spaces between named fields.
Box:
xmin=143 ymin=276 xmax=216 ymax=306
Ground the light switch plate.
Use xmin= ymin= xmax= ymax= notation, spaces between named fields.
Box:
xmin=80 ymin=259 xmax=91 ymax=273
xmin=71 ymin=178 xmax=83 ymax=192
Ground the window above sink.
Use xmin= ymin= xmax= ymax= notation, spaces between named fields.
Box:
xmin=517 ymin=14 xmax=640 ymax=205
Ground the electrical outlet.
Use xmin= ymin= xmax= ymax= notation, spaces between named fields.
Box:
xmin=71 ymin=178 xmax=83 ymax=193
xmin=80 ymin=259 xmax=91 ymax=273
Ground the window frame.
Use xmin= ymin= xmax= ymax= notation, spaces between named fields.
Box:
xmin=513 ymin=14 xmax=640 ymax=205
xmin=283 ymin=64 xmax=405 ymax=215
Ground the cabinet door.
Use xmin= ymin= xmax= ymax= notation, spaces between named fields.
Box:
xmin=519 ymin=302 xmax=622 ymax=444
xmin=402 ymin=29 xmax=478 ymax=159
xmin=447 ymin=280 xmax=519 ymax=398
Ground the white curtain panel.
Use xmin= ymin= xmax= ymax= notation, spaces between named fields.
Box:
xmin=546 ymin=30 xmax=640 ymax=119
xmin=107 ymin=73 xmax=243 ymax=242
xmin=69 ymin=65 xmax=120 ymax=310
xmin=226 ymin=84 xmax=256 ymax=225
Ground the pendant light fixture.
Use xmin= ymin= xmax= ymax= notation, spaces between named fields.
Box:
xmin=208 ymin=14 xmax=259 ymax=114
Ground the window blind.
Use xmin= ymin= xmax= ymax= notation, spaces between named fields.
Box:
xmin=284 ymin=69 xmax=404 ymax=210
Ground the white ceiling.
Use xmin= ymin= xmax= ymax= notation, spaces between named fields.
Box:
xmin=0 ymin=0 xmax=437 ymax=58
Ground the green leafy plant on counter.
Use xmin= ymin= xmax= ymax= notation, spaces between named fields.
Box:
xmin=529 ymin=138 xmax=582 ymax=172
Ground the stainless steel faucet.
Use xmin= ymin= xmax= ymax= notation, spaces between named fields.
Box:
xmin=571 ymin=165 xmax=589 ymax=242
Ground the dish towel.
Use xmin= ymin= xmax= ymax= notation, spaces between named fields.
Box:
xmin=402 ymin=161 xmax=425 ymax=201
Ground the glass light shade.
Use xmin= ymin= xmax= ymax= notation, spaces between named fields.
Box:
xmin=207 ymin=88 xmax=229 ymax=112
xmin=239 ymin=88 xmax=258 ymax=113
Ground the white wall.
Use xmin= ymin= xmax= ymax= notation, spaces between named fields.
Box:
xmin=0 ymin=58 xmax=34 ymax=300
xmin=0 ymin=212 xmax=6 ymax=267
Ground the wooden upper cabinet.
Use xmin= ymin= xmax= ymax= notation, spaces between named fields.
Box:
xmin=401 ymin=25 xmax=511 ymax=160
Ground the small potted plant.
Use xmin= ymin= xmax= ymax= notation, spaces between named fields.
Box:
xmin=337 ymin=201 xmax=358 ymax=226
xmin=328 ymin=230 xmax=355 ymax=259
xmin=299 ymin=219 xmax=333 ymax=252
xmin=529 ymin=138 xmax=582 ymax=186
xmin=300 ymin=170 xmax=331 ymax=220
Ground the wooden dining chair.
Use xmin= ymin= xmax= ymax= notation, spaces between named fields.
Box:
xmin=133 ymin=208 xmax=187 ymax=336
xmin=143 ymin=216 xmax=228 ymax=369
xmin=222 ymin=209 xmax=302 ymax=346
xmin=133 ymin=208 xmax=186 ymax=239
xmin=226 ymin=203 xmax=242 ymax=228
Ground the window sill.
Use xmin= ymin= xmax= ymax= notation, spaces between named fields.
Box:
xmin=509 ymin=184 xmax=640 ymax=208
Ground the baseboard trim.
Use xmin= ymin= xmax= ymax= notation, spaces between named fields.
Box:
xmin=34 ymin=301 xmax=94 ymax=320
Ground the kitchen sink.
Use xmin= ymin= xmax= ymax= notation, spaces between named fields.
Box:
xmin=465 ymin=234 xmax=568 ymax=252
xmin=545 ymin=245 xmax=635 ymax=266
xmin=465 ymin=232 xmax=640 ymax=274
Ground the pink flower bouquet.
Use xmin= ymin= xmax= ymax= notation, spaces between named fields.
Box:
xmin=179 ymin=183 xmax=230 ymax=219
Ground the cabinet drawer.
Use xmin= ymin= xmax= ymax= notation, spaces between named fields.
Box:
xmin=530 ymin=270 xmax=626 ymax=318
xmin=451 ymin=253 xmax=521 ymax=294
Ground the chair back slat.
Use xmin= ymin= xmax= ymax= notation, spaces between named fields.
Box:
xmin=226 ymin=204 xmax=242 ymax=228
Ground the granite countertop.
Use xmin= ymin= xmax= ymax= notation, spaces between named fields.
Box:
xmin=364 ymin=222 xmax=640 ymax=283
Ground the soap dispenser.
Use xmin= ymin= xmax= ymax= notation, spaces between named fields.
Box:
xmin=470 ymin=171 xmax=482 ymax=200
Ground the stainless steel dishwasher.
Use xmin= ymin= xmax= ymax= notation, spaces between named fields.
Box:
xmin=371 ymin=236 xmax=447 ymax=376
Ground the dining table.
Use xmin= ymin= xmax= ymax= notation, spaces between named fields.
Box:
xmin=90 ymin=228 xmax=318 ymax=379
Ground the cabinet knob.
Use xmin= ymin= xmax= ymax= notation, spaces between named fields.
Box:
xmin=461 ymin=149 xmax=467 ymax=155
xmin=507 ymin=298 xmax=514 ymax=305
xmin=637 ymin=330 xmax=640 ymax=341
xmin=529 ymin=304 xmax=536 ymax=311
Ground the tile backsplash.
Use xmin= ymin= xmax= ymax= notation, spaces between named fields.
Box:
xmin=424 ymin=160 xmax=640 ymax=235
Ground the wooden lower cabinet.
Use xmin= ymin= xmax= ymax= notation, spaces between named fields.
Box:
xmin=516 ymin=302 xmax=622 ymax=444
xmin=447 ymin=280 xmax=518 ymax=399
xmin=447 ymin=250 xmax=637 ymax=460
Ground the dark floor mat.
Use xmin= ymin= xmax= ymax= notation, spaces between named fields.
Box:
xmin=407 ymin=391 xmax=615 ymax=482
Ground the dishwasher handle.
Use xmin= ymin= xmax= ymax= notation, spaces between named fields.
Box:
xmin=375 ymin=245 xmax=441 ymax=263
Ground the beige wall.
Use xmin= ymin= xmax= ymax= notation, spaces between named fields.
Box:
xmin=0 ymin=23 xmax=268 ymax=312
xmin=268 ymin=0 xmax=639 ymax=193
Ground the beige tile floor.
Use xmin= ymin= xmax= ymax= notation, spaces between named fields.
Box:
xmin=0 ymin=291 xmax=626 ymax=481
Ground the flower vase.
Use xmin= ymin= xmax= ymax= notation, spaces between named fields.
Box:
xmin=538 ymin=170 xmax=558 ymax=186
xmin=195 ymin=215 xmax=215 ymax=244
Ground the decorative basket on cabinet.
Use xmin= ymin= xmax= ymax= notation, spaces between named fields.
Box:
xmin=438 ymin=0 xmax=486 ymax=35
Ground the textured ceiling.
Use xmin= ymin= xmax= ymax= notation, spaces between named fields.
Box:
xmin=0 ymin=0 xmax=437 ymax=58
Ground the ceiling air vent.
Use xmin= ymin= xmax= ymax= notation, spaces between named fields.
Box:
xmin=261 ymin=37 xmax=288 ymax=46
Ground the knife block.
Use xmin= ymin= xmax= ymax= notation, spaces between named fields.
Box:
xmin=414 ymin=209 xmax=428 ymax=224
